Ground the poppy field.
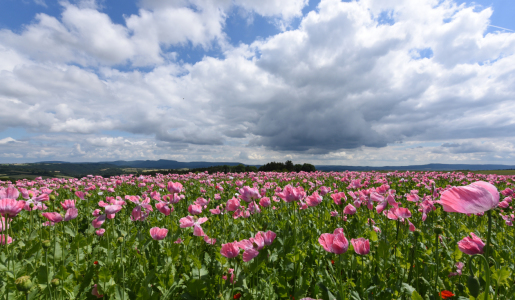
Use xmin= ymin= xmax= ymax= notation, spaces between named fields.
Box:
xmin=0 ymin=170 xmax=514 ymax=300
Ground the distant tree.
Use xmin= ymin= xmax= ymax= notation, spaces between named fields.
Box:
xmin=294 ymin=164 xmax=302 ymax=172
xmin=245 ymin=165 xmax=258 ymax=172
xmin=285 ymin=160 xmax=294 ymax=172
xmin=301 ymin=163 xmax=316 ymax=172
xmin=234 ymin=164 xmax=246 ymax=173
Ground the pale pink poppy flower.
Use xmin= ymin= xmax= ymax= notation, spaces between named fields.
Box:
xmin=318 ymin=232 xmax=349 ymax=255
xmin=105 ymin=205 xmax=122 ymax=215
xmin=373 ymin=226 xmax=381 ymax=233
xmin=204 ymin=235 xmax=216 ymax=245
xmin=0 ymin=234 xmax=13 ymax=245
xmin=214 ymin=194 xmax=221 ymax=200
xmin=333 ymin=228 xmax=344 ymax=235
xmin=249 ymin=232 xmax=265 ymax=250
xmin=458 ymin=233 xmax=485 ymax=255
xmin=248 ymin=201 xmax=261 ymax=214
xmin=331 ymin=192 xmax=347 ymax=205
xmin=42 ymin=212 xmax=63 ymax=223
xmin=0 ymin=198 xmax=26 ymax=218
xmin=156 ymin=202 xmax=174 ymax=216
xmin=306 ymin=192 xmax=323 ymax=207
xmin=501 ymin=188 xmax=513 ymax=196
xmin=75 ymin=191 xmax=86 ymax=200
xmin=226 ymin=198 xmax=241 ymax=211
xmin=91 ymin=284 xmax=103 ymax=298
xmin=238 ymin=186 xmax=261 ymax=203
xmin=408 ymin=220 xmax=416 ymax=232
xmin=220 ymin=241 xmax=240 ymax=259
xmin=498 ymin=200 xmax=509 ymax=208
xmin=351 ymin=238 xmax=370 ymax=255
xmin=174 ymin=238 xmax=182 ymax=244
xmin=166 ymin=181 xmax=183 ymax=194
xmin=126 ymin=196 xmax=153 ymax=221
xmin=92 ymin=215 xmax=106 ymax=228
xmin=261 ymin=231 xmax=276 ymax=246
xmin=330 ymin=211 xmax=339 ymax=217
xmin=150 ymin=227 xmax=168 ymax=240
xmin=276 ymin=185 xmax=305 ymax=202
xmin=92 ymin=209 xmax=101 ymax=217
xmin=300 ymin=298 xmax=322 ymax=300
xmin=179 ymin=216 xmax=208 ymax=228
xmin=343 ymin=204 xmax=356 ymax=215
xmin=438 ymin=181 xmax=499 ymax=214
xmin=319 ymin=186 xmax=331 ymax=196
xmin=0 ymin=187 xmax=20 ymax=200
xmin=60 ymin=200 xmax=76 ymax=210
xmin=222 ymin=268 xmax=235 ymax=283
xmin=193 ymin=225 xmax=205 ymax=237
xmin=259 ymin=197 xmax=271 ymax=207
xmin=209 ymin=206 xmax=221 ymax=215
xmin=237 ymin=239 xmax=260 ymax=262
xmin=96 ymin=229 xmax=106 ymax=236
xmin=42 ymin=221 xmax=55 ymax=227
xmin=393 ymin=207 xmax=412 ymax=219
xmin=64 ymin=207 xmax=78 ymax=221
xmin=194 ymin=197 xmax=209 ymax=206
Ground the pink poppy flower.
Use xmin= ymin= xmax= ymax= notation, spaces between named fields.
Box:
xmin=343 ymin=204 xmax=356 ymax=215
xmin=188 ymin=204 xmax=203 ymax=215
xmin=92 ymin=215 xmax=106 ymax=228
xmin=330 ymin=211 xmax=339 ymax=217
xmin=259 ymin=197 xmax=271 ymax=207
xmin=458 ymin=233 xmax=485 ymax=255
xmin=261 ymin=230 xmax=276 ymax=246
xmin=319 ymin=232 xmax=349 ymax=255
xmin=220 ymin=241 xmax=240 ymax=258
xmin=166 ymin=181 xmax=183 ymax=194
xmin=75 ymin=191 xmax=86 ymax=200
xmin=351 ymin=238 xmax=370 ymax=255
xmin=179 ymin=216 xmax=208 ymax=228
xmin=0 ymin=234 xmax=13 ymax=245
xmin=0 ymin=198 xmax=26 ymax=218
xmin=0 ymin=187 xmax=20 ymax=200
xmin=276 ymin=185 xmax=305 ymax=202
xmin=42 ymin=212 xmax=63 ymax=223
xmin=319 ymin=186 xmax=331 ymax=196
xmin=194 ymin=197 xmax=209 ymax=206
xmin=226 ymin=198 xmax=241 ymax=211
xmin=105 ymin=205 xmax=122 ymax=215
xmin=60 ymin=200 xmax=76 ymax=210
xmin=156 ymin=202 xmax=174 ymax=216
xmin=64 ymin=207 xmax=78 ymax=221
xmin=91 ymin=284 xmax=103 ymax=298
xmin=204 ymin=235 xmax=216 ymax=245
xmin=237 ymin=239 xmax=260 ymax=262
xmin=438 ymin=181 xmax=499 ymax=214
xmin=306 ymin=192 xmax=323 ymax=207
xmin=96 ymin=229 xmax=106 ymax=236
xmin=249 ymin=232 xmax=265 ymax=250
xmin=331 ymin=192 xmax=347 ymax=205
xmin=193 ymin=225 xmax=205 ymax=237
xmin=150 ymin=227 xmax=168 ymax=240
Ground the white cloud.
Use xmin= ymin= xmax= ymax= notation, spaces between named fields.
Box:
xmin=0 ymin=0 xmax=515 ymax=165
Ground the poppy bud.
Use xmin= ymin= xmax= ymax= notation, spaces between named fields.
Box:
xmin=50 ymin=195 xmax=56 ymax=201
xmin=29 ymin=203 xmax=35 ymax=208
xmin=433 ymin=225 xmax=444 ymax=235
xmin=51 ymin=278 xmax=60 ymax=287
xmin=117 ymin=237 xmax=123 ymax=243
xmin=42 ymin=240 xmax=51 ymax=249
xmin=467 ymin=275 xmax=480 ymax=298
xmin=15 ymin=276 xmax=33 ymax=292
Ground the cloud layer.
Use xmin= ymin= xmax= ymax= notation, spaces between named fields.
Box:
xmin=1 ymin=0 xmax=515 ymax=165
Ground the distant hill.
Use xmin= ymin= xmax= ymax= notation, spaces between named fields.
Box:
xmin=105 ymin=159 xmax=259 ymax=169
xmin=316 ymin=163 xmax=515 ymax=172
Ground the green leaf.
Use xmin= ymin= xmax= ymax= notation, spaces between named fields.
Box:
xmin=411 ymin=290 xmax=423 ymax=300
xmin=402 ymin=283 xmax=416 ymax=295
xmin=490 ymin=266 xmax=511 ymax=286
xmin=65 ymin=226 xmax=76 ymax=237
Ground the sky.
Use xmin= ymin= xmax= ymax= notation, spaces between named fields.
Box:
xmin=0 ymin=0 xmax=515 ymax=166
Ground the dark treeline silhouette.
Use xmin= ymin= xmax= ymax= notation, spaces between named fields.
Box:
xmin=258 ymin=160 xmax=316 ymax=172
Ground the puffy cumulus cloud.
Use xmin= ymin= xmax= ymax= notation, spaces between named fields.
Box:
xmin=1 ymin=0 xmax=515 ymax=165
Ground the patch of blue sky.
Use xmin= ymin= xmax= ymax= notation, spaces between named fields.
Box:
xmin=0 ymin=127 xmax=37 ymax=140
xmin=101 ymin=0 xmax=139 ymax=26
xmin=410 ymin=48 xmax=434 ymax=60
xmin=461 ymin=0 xmax=515 ymax=31
xmin=224 ymin=8 xmax=281 ymax=46
xmin=290 ymin=0 xmax=321 ymax=29
xmin=392 ymin=142 xmax=442 ymax=150
xmin=0 ymin=0 xmax=62 ymax=31
xmin=376 ymin=10 xmax=395 ymax=26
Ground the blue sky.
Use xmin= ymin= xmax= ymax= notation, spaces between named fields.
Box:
xmin=0 ymin=0 xmax=514 ymax=165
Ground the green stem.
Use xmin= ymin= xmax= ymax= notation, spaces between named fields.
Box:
xmin=434 ymin=234 xmax=440 ymax=299
xmin=483 ymin=210 xmax=493 ymax=300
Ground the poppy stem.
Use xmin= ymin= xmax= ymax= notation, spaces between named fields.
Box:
xmin=434 ymin=234 xmax=439 ymax=299
xmin=483 ymin=210 xmax=492 ymax=300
